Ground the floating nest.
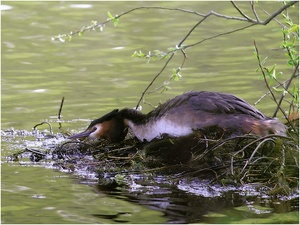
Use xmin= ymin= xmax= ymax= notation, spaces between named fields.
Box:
xmin=7 ymin=122 xmax=299 ymax=196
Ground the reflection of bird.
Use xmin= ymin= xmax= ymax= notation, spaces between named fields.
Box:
xmin=68 ymin=91 xmax=286 ymax=143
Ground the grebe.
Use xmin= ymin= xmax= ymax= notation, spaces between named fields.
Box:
xmin=68 ymin=91 xmax=286 ymax=143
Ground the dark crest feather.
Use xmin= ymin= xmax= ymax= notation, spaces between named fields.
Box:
xmin=88 ymin=109 xmax=119 ymax=128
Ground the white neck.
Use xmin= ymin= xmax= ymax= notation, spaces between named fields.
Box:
xmin=125 ymin=118 xmax=192 ymax=142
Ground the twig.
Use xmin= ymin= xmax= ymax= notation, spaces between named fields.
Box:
xmin=193 ymin=135 xmax=257 ymax=161
xmin=255 ymin=76 xmax=298 ymax=105
xmin=253 ymin=40 xmax=287 ymax=119
xmin=262 ymin=1 xmax=297 ymax=25
xmin=250 ymin=1 xmax=260 ymax=22
xmin=107 ymin=152 xmax=138 ymax=160
xmin=232 ymin=134 xmax=292 ymax=161
xmin=25 ymin=148 xmax=47 ymax=156
xmin=58 ymin=96 xmax=65 ymax=120
xmin=185 ymin=23 xmax=255 ymax=49
xmin=262 ymin=9 xmax=287 ymax=29
xmin=135 ymin=53 xmax=175 ymax=109
xmin=238 ymin=138 xmax=275 ymax=175
xmin=231 ymin=1 xmax=297 ymax=25
xmin=272 ymin=28 xmax=299 ymax=118
xmin=231 ymin=1 xmax=256 ymax=23
xmin=178 ymin=15 xmax=210 ymax=47
xmin=254 ymin=40 xmax=298 ymax=133
xmin=58 ymin=140 xmax=95 ymax=150
xmin=33 ymin=122 xmax=53 ymax=135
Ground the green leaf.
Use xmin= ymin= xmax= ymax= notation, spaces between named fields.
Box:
xmin=288 ymin=24 xmax=299 ymax=33
xmin=107 ymin=11 xmax=114 ymax=19
xmin=167 ymin=47 xmax=176 ymax=51
xmin=113 ymin=18 xmax=119 ymax=27
xmin=91 ymin=20 xmax=97 ymax=25
xmin=132 ymin=50 xmax=146 ymax=58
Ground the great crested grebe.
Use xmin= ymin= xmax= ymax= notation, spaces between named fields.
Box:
xmin=68 ymin=91 xmax=286 ymax=143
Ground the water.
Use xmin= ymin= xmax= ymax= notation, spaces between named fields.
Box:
xmin=1 ymin=1 xmax=298 ymax=223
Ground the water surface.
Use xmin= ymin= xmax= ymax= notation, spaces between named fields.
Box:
xmin=1 ymin=1 xmax=298 ymax=223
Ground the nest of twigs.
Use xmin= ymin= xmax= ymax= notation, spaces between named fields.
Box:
xmin=9 ymin=122 xmax=299 ymax=196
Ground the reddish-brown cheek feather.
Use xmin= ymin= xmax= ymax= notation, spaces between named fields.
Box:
xmin=94 ymin=121 xmax=112 ymax=140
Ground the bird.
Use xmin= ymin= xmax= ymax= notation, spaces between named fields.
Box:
xmin=68 ymin=91 xmax=286 ymax=143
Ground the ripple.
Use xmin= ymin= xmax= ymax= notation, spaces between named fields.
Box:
xmin=1 ymin=5 xmax=13 ymax=11
xmin=70 ymin=4 xmax=93 ymax=9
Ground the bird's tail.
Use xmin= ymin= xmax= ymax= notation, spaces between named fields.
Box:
xmin=263 ymin=118 xmax=287 ymax=136
xmin=251 ymin=118 xmax=286 ymax=136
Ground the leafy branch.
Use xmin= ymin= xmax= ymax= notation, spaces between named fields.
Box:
xmin=52 ymin=2 xmax=297 ymax=42
xmin=133 ymin=1 xmax=297 ymax=108
xmin=52 ymin=1 xmax=298 ymax=111
xmin=253 ymin=10 xmax=299 ymax=134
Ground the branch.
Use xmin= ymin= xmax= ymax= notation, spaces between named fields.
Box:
xmin=52 ymin=2 xmax=298 ymax=115
xmin=261 ymin=1 xmax=297 ymax=25
xmin=52 ymin=2 xmax=298 ymax=41
xmin=231 ymin=1 xmax=256 ymax=23
xmin=253 ymin=40 xmax=290 ymax=123
xmin=273 ymin=63 xmax=299 ymax=118
xmin=230 ymin=1 xmax=297 ymax=25
xmin=185 ymin=23 xmax=255 ymax=49
xmin=255 ymin=76 xmax=298 ymax=106
xmin=135 ymin=53 xmax=175 ymax=109
xmin=249 ymin=1 xmax=260 ymax=22
xmin=178 ymin=15 xmax=210 ymax=47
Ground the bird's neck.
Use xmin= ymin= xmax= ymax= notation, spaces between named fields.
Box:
xmin=119 ymin=108 xmax=155 ymax=141
xmin=119 ymin=108 xmax=192 ymax=142
xmin=119 ymin=108 xmax=147 ymax=124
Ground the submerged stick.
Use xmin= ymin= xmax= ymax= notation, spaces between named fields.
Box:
xmin=58 ymin=96 xmax=65 ymax=120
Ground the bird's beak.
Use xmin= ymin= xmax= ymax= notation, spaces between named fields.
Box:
xmin=68 ymin=129 xmax=93 ymax=139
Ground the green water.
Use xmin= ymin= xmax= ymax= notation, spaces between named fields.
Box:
xmin=1 ymin=1 xmax=298 ymax=223
xmin=1 ymin=163 xmax=166 ymax=224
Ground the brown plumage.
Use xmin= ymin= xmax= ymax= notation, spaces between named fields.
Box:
xmin=68 ymin=91 xmax=286 ymax=143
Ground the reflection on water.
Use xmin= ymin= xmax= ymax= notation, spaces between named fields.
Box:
xmin=2 ymin=1 xmax=299 ymax=224
xmin=96 ymin=177 xmax=299 ymax=223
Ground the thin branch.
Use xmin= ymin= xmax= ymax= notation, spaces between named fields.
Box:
xmin=231 ymin=1 xmax=256 ymax=23
xmin=185 ymin=23 xmax=255 ymax=49
xmin=231 ymin=1 xmax=297 ymax=25
xmin=178 ymin=15 xmax=210 ymax=47
xmin=254 ymin=41 xmax=280 ymax=108
xmin=263 ymin=9 xmax=287 ymax=29
xmin=253 ymin=40 xmax=293 ymax=126
xmin=271 ymin=29 xmax=299 ymax=125
xmin=148 ymin=48 xmax=188 ymax=94
xmin=273 ymin=64 xmax=299 ymax=118
xmin=262 ymin=1 xmax=297 ymax=25
xmin=250 ymin=1 xmax=260 ymax=22
xmin=33 ymin=122 xmax=53 ymax=135
xmin=58 ymin=96 xmax=65 ymax=120
xmin=135 ymin=53 xmax=175 ymax=109
xmin=239 ymin=138 xmax=275 ymax=175
xmin=52 ymin=2 xmax=298 ymax=41
xmin=255 ymin=76 xmax=298 ymax=106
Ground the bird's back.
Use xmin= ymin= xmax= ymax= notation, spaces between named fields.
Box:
xmin=145 ymin=91 xmax=284 ymax=137
xmin=148 ymin=91 xmax=265 ymax=119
